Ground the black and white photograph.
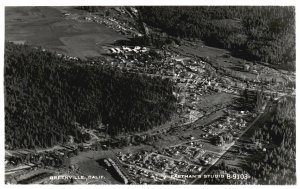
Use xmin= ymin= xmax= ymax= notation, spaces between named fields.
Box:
xmin=1 ymin=0 xmax=297 ymax=186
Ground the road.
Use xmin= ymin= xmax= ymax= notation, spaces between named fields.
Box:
xmin=190 ymin=100 xmax=275 ymax=184
xmin=120 ymin=161 xmax=184 ymax=182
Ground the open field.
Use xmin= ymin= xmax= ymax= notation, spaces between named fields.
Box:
xmin=5 ymin=6 xmax=126 ymax=59
xmin=170 ymin=42 xmax=287 ymax=83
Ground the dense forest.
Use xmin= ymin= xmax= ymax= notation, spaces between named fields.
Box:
xmin=248 ymin=96 xmax=296 ymax=184
xmin=76 ymin=6 xmax=110 ymax=13
xmin=137 ymin=6 xmax=295 ymax=71
xmin=5 ymin=42 xmax=176 ymax=149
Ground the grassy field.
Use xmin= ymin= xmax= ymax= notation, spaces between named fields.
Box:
xmin=195 ymin=93 xmax=237 ymax=112
xmin=170 ymin=41 xmax=286 ymax=83
xmin=5 ymin=6 xmax=126 ymax=59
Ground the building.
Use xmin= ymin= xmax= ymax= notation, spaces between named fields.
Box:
xmin=214 ymin=136 xmax=225 ymax=146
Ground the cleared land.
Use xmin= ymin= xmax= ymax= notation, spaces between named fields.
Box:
xmin=170 ymin=42 xmax=286 ymax=83
xmin=5 ymin=6 xmax=126 ymax=59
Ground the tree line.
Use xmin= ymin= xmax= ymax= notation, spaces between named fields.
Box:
xmin=248 ymin=96 xmax=295 ymax=184
xmin=5 ymin=42 xmax=177 ymax=149
xmin=137 ymin=6 xmax=295 ymax=71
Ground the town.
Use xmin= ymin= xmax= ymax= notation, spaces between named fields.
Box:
xmin=4 ymin=6 xmax=296 ymax=185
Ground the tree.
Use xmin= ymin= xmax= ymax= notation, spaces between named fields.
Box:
xmin=5 ymin=42 xmax=176 ymax=149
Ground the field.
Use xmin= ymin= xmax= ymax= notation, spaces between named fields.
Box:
xmin=5 ymin=6 xmax=126 ymax=59
xmin=170 ymin=41 xmax=287 ymax=83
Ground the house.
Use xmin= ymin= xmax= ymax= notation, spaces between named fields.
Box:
xmin=244 ymin=64 xmax=250 ymax=71
xmin=110 ymin=48 xmax=117 ymax=53
xmin=214 ymin=135 xmax=225 ymax=146
xmin=115 ymin=48 xmax=121 ymax=53
xmin=222 ymin=133 xmax=233 ymax=143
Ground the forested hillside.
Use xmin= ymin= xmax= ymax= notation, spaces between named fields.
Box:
xmin=248 ymin=97 xmax=296 ymax=184
xmin=137 ymin=6 xmax=295 ymax=70
xmin=5 ymin=42 xmax=176 ymax=149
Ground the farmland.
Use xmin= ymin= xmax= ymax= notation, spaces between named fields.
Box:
xmin=5 ymin=6 xmax=126 ymax=59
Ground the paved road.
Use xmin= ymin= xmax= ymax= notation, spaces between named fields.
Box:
xmin=190 ymin=100 xmax=275 ymax=184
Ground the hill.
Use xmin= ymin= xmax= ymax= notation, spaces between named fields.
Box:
xmin=4 ymin=42 xmax=176 ymax=149
xmin=137 ymin=6 xmax=295 ymax=71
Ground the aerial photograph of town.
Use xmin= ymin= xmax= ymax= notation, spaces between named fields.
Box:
xmin=3 ymin=4 xmax=296 ymax=185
